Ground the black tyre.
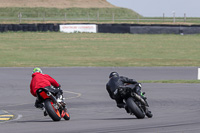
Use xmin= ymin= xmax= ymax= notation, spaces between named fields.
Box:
xmin=44 ymin=99 xmax=61 ymax=121
xmin=126 ymin=97 xmax=145 ymax=119
xmin=146 ymin=111 xmax=153 ymax=118
xmin=63 ymin=108 xmax=70 ymax=120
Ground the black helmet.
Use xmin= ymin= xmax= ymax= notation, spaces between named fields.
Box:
xmin=109 ymin=72 xmax=119 ymax=78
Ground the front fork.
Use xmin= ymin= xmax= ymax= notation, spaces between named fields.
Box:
xmin=134 ymin=97 xmax=149 ymax=115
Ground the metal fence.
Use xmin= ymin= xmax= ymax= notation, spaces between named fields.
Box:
xmin=0 ymin=12 xmax=200 ymax=24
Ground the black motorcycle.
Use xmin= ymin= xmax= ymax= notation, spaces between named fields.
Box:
xmin=118 ymin=84 xmax=153 ymax=119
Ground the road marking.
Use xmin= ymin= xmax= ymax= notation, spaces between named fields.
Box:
xmin=0 ymin=90 xmax=81 ymax=122
xmin=0 ymin=115 xmax=13 ymax=117
xmin=0 ymin=90 xmax=82 ymax=108
xmin=0 ymin=114 xmax=22 ymax=123
xmin=63 ymin=90 xmax=82 ymax=99
xmin=2 ymin=110 xmax=8 ymax=114
xmin=0 ymin=118 xmax=10 ymax=120
xmin=0 ymin=114 xmax=14 ymax=121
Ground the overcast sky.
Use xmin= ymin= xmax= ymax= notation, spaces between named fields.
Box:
xmin=107 ymin=0 xmax=200 ymax=17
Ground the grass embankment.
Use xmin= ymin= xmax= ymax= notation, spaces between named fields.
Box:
xmin=0 ymin=7 xmax=199 ymax=24
xmin=0 ymin=7 xmax=141 ymax=23
xmin=0 ymin=32 xmax=200 ymax=67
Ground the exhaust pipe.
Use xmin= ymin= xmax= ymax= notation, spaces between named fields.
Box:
xmin=134 ymin=93 xmax=146 ymax=105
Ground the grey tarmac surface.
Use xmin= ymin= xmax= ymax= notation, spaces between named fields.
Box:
xmin=0 ymin=67 xmax=200 ymax=133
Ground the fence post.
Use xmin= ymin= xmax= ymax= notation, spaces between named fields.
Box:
xmin=137 ymin=15 xmax=139 ymax=23
xmin=173 ymin=11 xmax=176 ymax=23
xmin=88 ymin=12 xmax=90 ymax=22
xmin=43 ymin=12 xmax=45 ymax=22
xmin=163 ymin=13 xmax=165 ymax=22
xmin=97 ymin=11 xmax=99 ymax=22
xmin=112 ymin=13 xmax=115 ymax=22
xmin=184 ymin=13 xmax=186 ymax=22
xmin=65 ymin=13 xmax=67 ymax=21
xmin=18 ymin=12 xmax=22 ymax=23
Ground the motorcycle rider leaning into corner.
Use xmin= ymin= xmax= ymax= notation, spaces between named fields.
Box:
xmin=30 ymin=67 xmax=64 ymax=115
xmin=106 ymin=72 xmax=151 ymax=114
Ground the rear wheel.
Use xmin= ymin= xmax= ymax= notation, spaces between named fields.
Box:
xmin=126 ymin=97 xmax=145 ymax=119
xmin=44 ymin=99 xmax=61 ymax=121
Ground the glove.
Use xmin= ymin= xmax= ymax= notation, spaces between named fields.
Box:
xmin=114 ymin=89 xmax=118 ymax=95
xmin=54 ymin=86 xmax=63 ymax=94
xmin=118 ymin=87 xmax=127 ymax=96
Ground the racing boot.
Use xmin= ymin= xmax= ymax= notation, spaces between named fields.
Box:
xmin=42 ymin=108 xmax=48 ymax=116
xmin=34 ymin=99 xmax=44 ymax=109
xmin=125 ymin=105 xmax=130 ymax=113
xmin=44 ymin=111 xmax=48 ymax=116
xmin=117 ymin=103 xmax=126 ymax=108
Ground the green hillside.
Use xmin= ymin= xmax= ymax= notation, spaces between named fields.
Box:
xmin=0 ymin=7 xmax=142 ymax=23
xmin=0 ymin=7 xmax=141 ymax=17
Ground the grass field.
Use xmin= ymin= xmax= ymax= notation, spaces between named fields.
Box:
xmin=0 ymin=32 xmax=200 ymax=67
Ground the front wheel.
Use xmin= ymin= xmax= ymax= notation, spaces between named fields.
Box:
xmin=63 ymin=108 xmax=70 ymax=120
xmin=44 ymin=99 xmax=61 ymax=121
xmin=126 ymin=97 xmax=145 ymax=119
xmin=146 ymin=111 xmax=153 ymax=118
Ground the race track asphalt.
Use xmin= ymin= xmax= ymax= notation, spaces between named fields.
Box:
xmin=0 ymin=67 xmax=200 ymax=133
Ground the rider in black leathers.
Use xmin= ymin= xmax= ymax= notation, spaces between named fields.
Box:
xmin=106 ymin=72 xmax=145 ymax=109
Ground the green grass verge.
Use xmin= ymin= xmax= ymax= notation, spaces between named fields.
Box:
xmin=139 ymin=80 xmax=200 ymax=83
xmin=0 ymin=32 xmax=200 ymax=67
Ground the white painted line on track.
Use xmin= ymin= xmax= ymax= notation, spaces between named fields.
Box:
xmin=63 ymin=91 xmax=82 ymax=99
xmin=14 ymin=114 xmax=23 ymax=121
xmin=0 ymin=91 xmax=80 ymax=122
xmin=0 ymin=91 xmax=81 ymax=108
xmin=0 ymin=103 xmax=31 ymax=108
xmin=2 ymin=110 xmax=8 ymax=114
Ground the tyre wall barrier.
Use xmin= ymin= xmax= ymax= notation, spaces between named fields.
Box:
xmin=98 ymin=24 xmax=200 ymax=34
xmin=130 ymin=25 xmax=200 ymax=34
xmin=130 ymin=26 xmax=180 ymax=34
xmin=98 ymin=24 xmax=130 ymax=33
xmin=0 ymin=23 xmax=200 ymax=34
xmin=0 ymin=24 xmax=59 ymax=32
